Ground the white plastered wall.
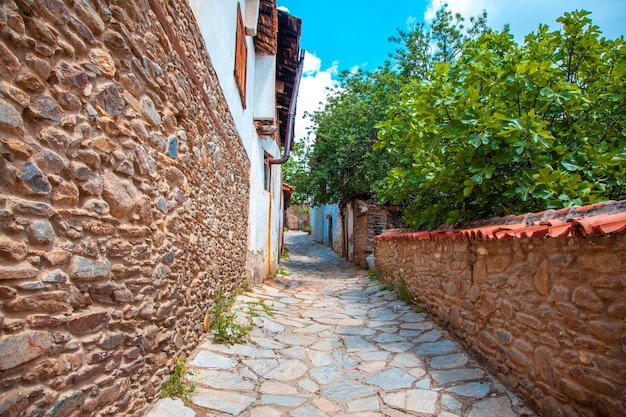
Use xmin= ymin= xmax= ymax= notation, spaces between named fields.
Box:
xmin=189 ymin=0 xmax=283 ymax=283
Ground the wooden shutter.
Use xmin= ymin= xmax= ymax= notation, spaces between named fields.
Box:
xmin=234 ymin=3 xmax=247 ymax=108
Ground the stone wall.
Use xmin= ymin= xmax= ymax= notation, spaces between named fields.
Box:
xmin=375 ymin=234 xmax=626 ymax=417
xmin=0 ymin=1 xmax=250 ymax=416
xmin=285 ymin=204 xmax=308 ymax=231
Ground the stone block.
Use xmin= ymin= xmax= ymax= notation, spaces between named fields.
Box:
xmin=0 ymin=263 xmax=39 ymax=280
xmin=102 ymin=171 xmax=138 ymax=218
xmin=577 ymin=253 xmax=620 ymax=274
xmin=533 ymin=259 xmax=550 ymax=296
xmin=17 ymin=161 xmax=52 ymax=196
xmin=0 ymin=331 xmax=52 ymax=371
xmin=515 ymin=312 xmax=545 ymax=331
xmin=533 ymin=347 xmax=554 ymax=383
xmin=0 ymin=237 xmax=28 ymax=261
xmin=68 ymin=256 xmax=111 ymax=281
xmin=588 ymin=321 xmax=622 ymax=342
xmin=4 ymin=291 xmax=69 ymax=313
xmin=68 ymin=311 xmax=110 ymax=335
xmin=29 ymin=219 xmax=55 ymax=245
xmin=472 ymin=259 xmax=487 ymax=284
xmin=571 ymin=286 xmax=605 ymax=313
xmin=486 ymin=254 xmax=511 ymax=273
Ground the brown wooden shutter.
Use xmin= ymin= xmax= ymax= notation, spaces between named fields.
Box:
xmin=234 ymin=3 xmax=247 ymax=108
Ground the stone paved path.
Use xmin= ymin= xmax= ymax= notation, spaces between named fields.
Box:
xmin=147 ymin=231 xmax=536 ymax=417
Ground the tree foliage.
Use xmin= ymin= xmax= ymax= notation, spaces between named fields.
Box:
xmin=376 ymin=10 xmax=626 ymax=228
xmin=304 ymin=67 xmax=400 ymax=205
xmin=293 ymin=5 xmax=625 ymax=229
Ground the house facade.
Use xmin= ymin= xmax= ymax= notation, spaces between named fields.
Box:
xmin=189 ymin=0 xmax=302 ymax=283
xmin=0 ymin=0 xmax=301 ymax=416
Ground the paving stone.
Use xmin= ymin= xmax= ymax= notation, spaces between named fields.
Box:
xmin=371 ymin=332 xmax=406 ymax=343
xmin=445 ymin=382 xmax=491 ymax=398
xmin=264 ymin=359 xmax=308 ymax=381
xmin=344 ymin=335 xmax=377 ymax=351
xmin=260 ymin=380 xmax=299 ymax=395
xmin=467 ymin=396 xmax=517 ymax=417
xmin=242 ymin=358 xmax=279 ymax=377
xmin=309 ymin=365 xmax=343 ymax=385
xmin=322 ymin=380 xmax=375 ymax=402
xmin=262 ymin=395 xmax=307 ymax=407
xmin=346 ymin=396 xmax=380 ymax=412
xmin=249 ymin=406 xmax=283 ymax=417
xmin=415 ymin=340 xmax=459 ymax=356
xmin=190 ymin=369 xmax=254 ymax=391
xmin=145 ymin=397 xmax=195 ymax=417
xmin=413 ymin=328 xmax=443 ymax=343
xmin=430 ymin=353 xmax=469 ymax=370
xmin=441 ymin=394 xmax=464 ymax=413
xmin=257 ymin=317 xmax=285 ymax=333
xmin=358 ymin=361 xmax=387 ymax=374
xmin=299 ymin=378 xmax=319 ymax=393
xmin=290 ymin=406 xmax=329 ymax=417
xmin=331 ymin=351 xmax=358 ymax=368
xmin=390 ymin=352 xmax=425 ymax=368
xmin=364 ymin=368 xmax=416 ymax=390
xmin=431 ymin=368 xmax=485 ymax=385
xmin=357 ymin=351 xmax=390 ymax=361
xmin=276 ymin=334 xmax=317 ymax=346
xmin=380 ymin=341 xmax=415 ymax=353
xmin=192 ymin=388 xmax=254 ymax=415
xmin=189 ymin=351 xmax=237 ymax=370
xmin=335 ymin=325 xmax=376 ymax=336
xmin=307 ymin=350 xmax=332 ymax=366
xmin=381 ymin=390 xmax=438 ymax=415
xmin=281 ymin=346 xmax=307 ymax=359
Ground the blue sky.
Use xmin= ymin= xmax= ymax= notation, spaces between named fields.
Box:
xmin=280 ymin=0 xmax=625 ymax=72
xmin=278 ymin=0 xmax=626 ymax=142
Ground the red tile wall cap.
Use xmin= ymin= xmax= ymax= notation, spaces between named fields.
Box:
xmin=375 ymin=200 xmax=626 ymax=242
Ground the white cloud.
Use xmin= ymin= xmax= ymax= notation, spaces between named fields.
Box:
xmin=406 ymin=15 xmax=417 ymax=30
xmin=424 ymin=0 xmax=626 ymax=42
xmin=293 ymin=51 xmax=339 ymax=147
xmin=276 ymin=5 xmax=289 ymax=12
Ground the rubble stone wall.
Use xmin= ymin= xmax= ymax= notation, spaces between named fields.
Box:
xmin=0 ymin=0 xmax=250 ymax=416
xmin=375 ymin=234 xmax=626 ymax=417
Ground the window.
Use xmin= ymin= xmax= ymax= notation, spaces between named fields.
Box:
xmin=264 ymin=153 xmax=272 ymax=192
xmin=234 ymin=3 xmax=248 ymax=108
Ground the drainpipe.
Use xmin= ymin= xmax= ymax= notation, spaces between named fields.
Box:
xmin=269 ymin=49 xmax=306 ymax=165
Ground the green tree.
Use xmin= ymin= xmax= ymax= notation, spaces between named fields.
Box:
xmin=376 ymin=10 xmax=626 ymax=228
xmin=283 ymin=140 xmax=311 ymax=204
xmin=303 ymin=4 xmax=487 ymax=206
xmin=305 ymin=66 xmax=400 ymax=205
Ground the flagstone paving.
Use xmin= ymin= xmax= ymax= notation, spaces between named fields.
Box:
xmin=146 ymin=231 xmax=536 ymax=417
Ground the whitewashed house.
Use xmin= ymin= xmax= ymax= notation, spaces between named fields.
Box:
xmin=189 ymin=0 xmax=303 ymax=282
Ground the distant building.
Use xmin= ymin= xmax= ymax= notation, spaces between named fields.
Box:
xmin=311 ymin=196 xmax=404 ymax=267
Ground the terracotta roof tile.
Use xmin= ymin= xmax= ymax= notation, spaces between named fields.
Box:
xmin=376 ymin=200 xmax=626 ymax=242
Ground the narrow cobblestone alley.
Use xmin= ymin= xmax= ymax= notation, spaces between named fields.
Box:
xmin=147 ymin=231 xmax=537 ymax=417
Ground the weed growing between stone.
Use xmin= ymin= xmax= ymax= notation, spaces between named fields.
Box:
xmin=397 ymin=274 xmax=412 ymax=303
xmin=277 ymin=267 xmax=291 ymax=276
xmin=414 ymin=306 xmax=426 ymax=313
xmin=209 ymin=291 xmax=253 ymax=345
xmin=367 ymin=268 xmax=381 ymax=282
xmin=368 ymin=268 xmax=395 ymax=291
xmin=160 ymin=356 xmax=195 ymax=405
xmin=246 ymin=299 xmax=276 ymax=317
xmin=281 ymin=247 xmax=290 ymax=260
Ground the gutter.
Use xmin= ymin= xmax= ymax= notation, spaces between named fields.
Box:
xmin=269 ymin=49 xmax=306 ymax=165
